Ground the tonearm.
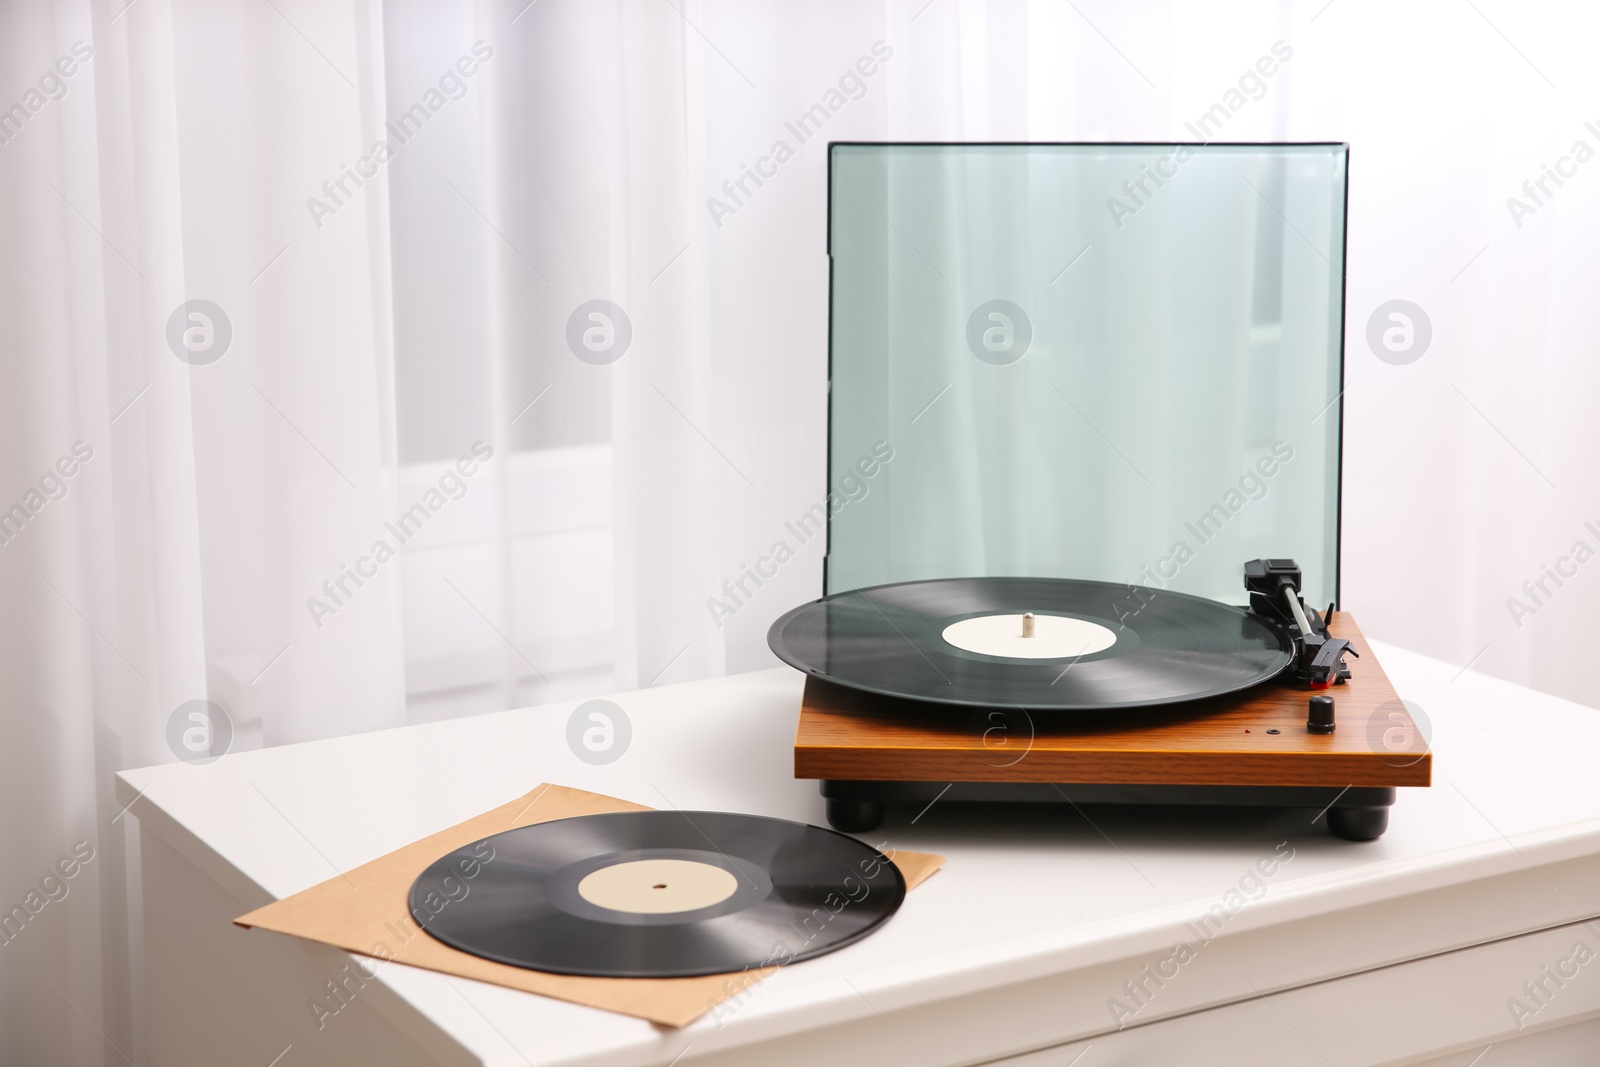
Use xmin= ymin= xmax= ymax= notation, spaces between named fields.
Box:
xmin=1244 ymin=558 xmax=1356 ymax=689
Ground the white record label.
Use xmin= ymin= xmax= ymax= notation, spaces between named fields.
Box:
xmin=940 ymin=613 xmax=1118 ymax=659
xmin=577 ymin=858 xmax=739 ymax=914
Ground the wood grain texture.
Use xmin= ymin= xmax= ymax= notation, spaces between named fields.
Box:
xmin=794 ymin=613 xmax=1432 ymax=787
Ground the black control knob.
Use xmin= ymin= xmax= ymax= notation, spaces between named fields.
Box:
xmin=1307 ymin=694 xmax=1335 ymax=734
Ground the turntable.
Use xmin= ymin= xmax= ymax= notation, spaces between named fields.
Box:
xmin=769 ymin=142 xmax=1429 ymax=840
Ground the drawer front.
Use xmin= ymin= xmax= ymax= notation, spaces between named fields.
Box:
xmin=989 ymin=918 xmax=1600 ymax=1067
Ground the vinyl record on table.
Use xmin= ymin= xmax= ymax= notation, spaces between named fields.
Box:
xmin=411 ymin=810 xmax=906 ymax=978
xmin=767 ymin=576 xmax=1293 ymax=711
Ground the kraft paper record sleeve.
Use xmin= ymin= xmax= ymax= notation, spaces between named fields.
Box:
xmin=234 ymin=784 xmax=944 ymax=1028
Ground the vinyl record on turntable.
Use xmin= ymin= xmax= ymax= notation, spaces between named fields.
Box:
xmin=767 ymin=576 xmax=1293 ymax=711
xmin=411 ymin=810 xmax=905 ymax=978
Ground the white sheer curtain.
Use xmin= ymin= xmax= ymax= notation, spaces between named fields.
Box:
xmin=4 ymin=0 xmax=1598 ymax=1062
xmin=1 ymin=1 xmax=405 ymax=1062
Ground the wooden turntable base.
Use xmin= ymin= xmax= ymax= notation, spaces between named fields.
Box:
xmin=793 ymin=613 xmax=1430 ymax=838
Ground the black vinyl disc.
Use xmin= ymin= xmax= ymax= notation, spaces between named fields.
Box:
xmin=767 ymin=576 xmax=1292 ymax=711
xmin=411 ymin=810 xmax=906 ymax=978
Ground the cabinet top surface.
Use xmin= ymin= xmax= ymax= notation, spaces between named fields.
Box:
xmin=119 ymin=641 xmax=1600 ymax=1066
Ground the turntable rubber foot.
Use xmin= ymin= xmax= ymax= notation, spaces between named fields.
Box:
xmin=1327 ymin=806 xmax=1388 ymax=841
xmin=826 ymin=799 xmax=885 ymax=834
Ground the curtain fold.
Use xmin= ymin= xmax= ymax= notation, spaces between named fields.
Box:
xmin=2 ymin=1 xmax=403 ymax=1060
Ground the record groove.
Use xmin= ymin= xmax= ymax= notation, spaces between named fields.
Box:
xmin=411 ymin=810 xmax=906 ymax=978
xmin=767 ymin=576 xmax=1292 ymax=711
